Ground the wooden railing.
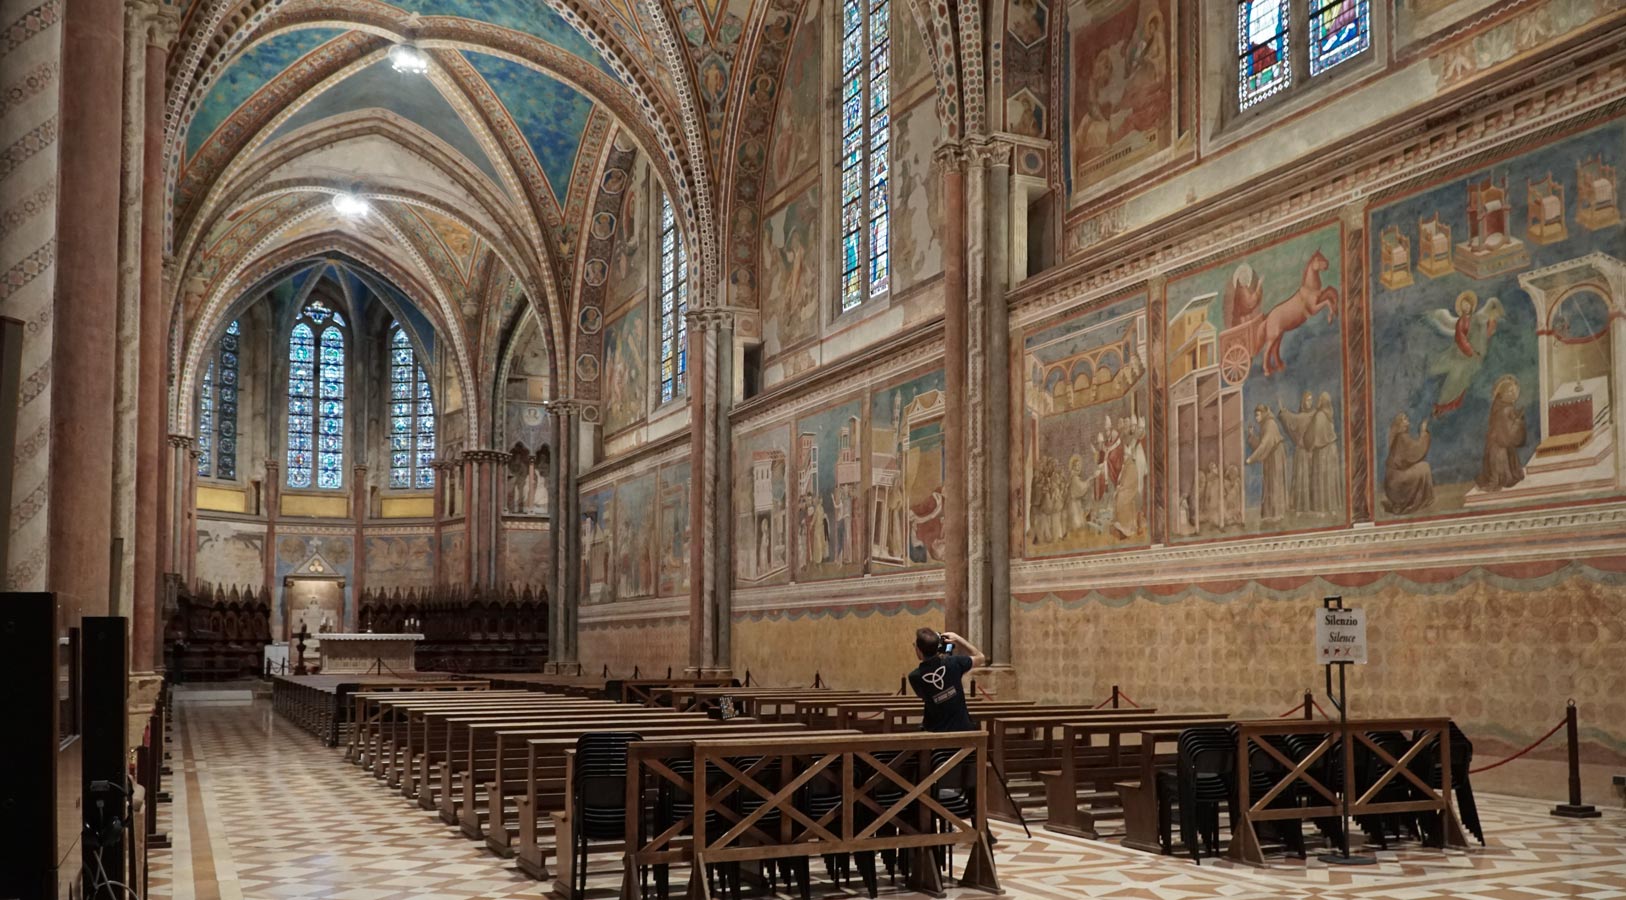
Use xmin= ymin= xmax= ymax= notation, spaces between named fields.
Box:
xmin=620 ymin=732 xmax=1001 ymax=898
xmin=1229 ymin=718 xmax=1470 ymax=864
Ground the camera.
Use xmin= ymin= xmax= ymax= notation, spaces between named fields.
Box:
xmin=937 ymin=635 xmax=955 ymax=655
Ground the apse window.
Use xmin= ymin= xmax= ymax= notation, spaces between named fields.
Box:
xmin=1236 ymin=0 xmax=1369 ymax=112
xmin=838 ymin=0 xmax=891 ymax=313
xmin=287 ymin=300 xmax=347 ymax=490
xmin=389 ymin=324 xmax=436 ymax=490
xmin=197 ymin=319 xmax=240 ymax=480
xmin=658 ymin=195 xmax=688 ymax=405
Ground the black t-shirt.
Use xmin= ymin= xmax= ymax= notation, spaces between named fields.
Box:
xmin=908 ymin=653 xmax=975 ymax=732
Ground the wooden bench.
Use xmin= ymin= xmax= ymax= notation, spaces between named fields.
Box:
xmin=348 ymin=690 xmax=539 ymax=768
xmin=272 ymin=674 xmax=488 ymax=746
xmin=509 ymin=721 xmax=850 ymax=875
xmin=1042 ymin=714 xmax=1231 ymax=838
xmin=979 ymin=708 xmax=1164 ymax=822
xmin=617 ymin=677 xmax=738 ymax=706
xmin=362 ymin=695 xmax=613 ymax=792
xmin=441 ymin=710 xmax=714 ymax=837
xmin=608 ymin=732 xmax=1001 ymax=900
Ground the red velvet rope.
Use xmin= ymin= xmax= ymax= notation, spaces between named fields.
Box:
xmin=1469 ymin=718 xmax=1567 ymax=774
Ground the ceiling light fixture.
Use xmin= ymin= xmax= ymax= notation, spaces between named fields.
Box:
xmin=389 ymin=42 xmax=429 ymax=75
xmin=332 ymin=192 xmax=370 ymax=218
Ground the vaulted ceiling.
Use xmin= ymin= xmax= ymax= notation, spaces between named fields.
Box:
xmin=160 ymin=0 xmax=959 ymax=443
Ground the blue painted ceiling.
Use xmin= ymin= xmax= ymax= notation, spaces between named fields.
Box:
xmin=269 ymin=60 xmax=507 ymax=188
xmin=188 ymin=28 xmax=346 ymax=161
xmin=462 ymin=51 xmax=594 ymax=206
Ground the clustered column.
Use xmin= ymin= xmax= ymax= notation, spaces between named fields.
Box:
xmin=545 ymin=399 xmax=580 ymax=668
xmin=936 ymin=144 xmax=970 ymax=637
xmin=685 ymin=308 xmax=735 ymax=675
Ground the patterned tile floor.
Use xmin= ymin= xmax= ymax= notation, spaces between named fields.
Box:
xmin=148 ymin=699 xmax=1626 ymax=900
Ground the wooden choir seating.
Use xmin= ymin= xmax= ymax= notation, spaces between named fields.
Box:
xmin=606 ymin=732 xmax=1001 ymax=900
xmin=163 ymin=582 xmax=272 ymax=681
xmin=357 ymin=585 xmax=549 ymax=673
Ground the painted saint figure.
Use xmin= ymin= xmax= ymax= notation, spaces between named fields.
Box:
xmin=1476 ymin=374 xmax=1528 ymax=491
xmin=1426 ymin=291 xmax=1505 ymax=418
xmin=1383 ymin=412 xmax=1434 ymax=515
xmin=1277 ymin=392 xmax=1316 ymax=514
xmin=1309 ymin=392 xmax=1343 ymax=517
xmin=1247 ymin=404 xmax=1288 ymax=523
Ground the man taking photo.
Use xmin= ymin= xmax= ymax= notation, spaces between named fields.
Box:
xmin=906 ymin=627 xmax=985 ymax=732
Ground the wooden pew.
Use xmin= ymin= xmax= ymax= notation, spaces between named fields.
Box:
xmin=830 ymin=699 xmax=1038 ymax=732
xmin=979 ymin=708 xmax=1164 ymax=821
xmin=607 ymin=732 xmax=1001 ymax=900
xmin=616 ymin=677 xmax=737 ymax=706
xmin=1042 ymin=714 xmax=1231 ymax=838
xmin=441 ymin=710 xmax=712 ymax=834
xmin=1117 ymin=728 xmax=1182 ymax=854
xmin=365 ymin=696 xmax=613 ymax=791
xmin=349 ymin=690 xmax=539 ymax=769
xmin=272 ymin=674 xmax=489 ymax=747
xmin=503 ymin=720 xmax=841 ymax=869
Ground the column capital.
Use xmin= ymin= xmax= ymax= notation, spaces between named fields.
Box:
xmin=148 ymin=4 xmax=182 ymax=50
xmin=967 ymin=137 xmax=1016 ymax=169
xmin=462 ymin=449 xmax=511 ymax=464
xmin=683 ymin=307 xmax=736 ymax=332
xmin=544 ymin=398 xmax=586 ymax=415
xmin=167 ymin=433 xmax=194 ymax=450
xmin=932 ymin=141 xmax=969 ymax=174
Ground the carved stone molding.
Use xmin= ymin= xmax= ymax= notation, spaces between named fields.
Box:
xmin=167 ymin=434 xmax=194 ymax=450
xmin=967 ymin=137 xmax=1015 ymax=169
xmin=684 ymin=308 xmax=736 ymax=331
xmin=932 ymin=142 xmax=968 ymax=174
xmin=544 ymin=398 xmax=587 ymax=416
xmin=461 ymin=450 xmax=511 ymax=464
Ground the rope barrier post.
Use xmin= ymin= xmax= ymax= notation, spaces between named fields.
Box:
xmin=1112 ymin=685 xmax=1120 ymax=710
xmin=1302 ymin=690 xmax=1313 ymax=720
xmin=1553 ymin=701 xmax=1601 ymax=818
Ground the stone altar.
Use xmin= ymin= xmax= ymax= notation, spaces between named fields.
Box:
xmin=313 ymin=633 xmax=424 ymax=674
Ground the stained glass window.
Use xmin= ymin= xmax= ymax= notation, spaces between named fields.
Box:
xmin=839 ymin=0 xmax=891 ymax=312
xmin=198 ymin=320 xmax=240 ymax=480
xmin=389 ymin=324 xmax=436 ymax=490
xmin=1237 ymin=0 xmax=1290 ymax=109
xmin=288 ymin=300 xmax=344 ymax=490
xmin=1308 ymin=0 xmax=1369 ymax=76
xmin=658 ymin=195 xmax=688 ymax=405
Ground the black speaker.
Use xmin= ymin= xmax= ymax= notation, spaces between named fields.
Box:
xmin=82 ymin=616 xmax=128 ymax=899
xmin=0 ymin=593 xmax=72 ymax=899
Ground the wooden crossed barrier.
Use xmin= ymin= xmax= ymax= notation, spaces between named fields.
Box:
xmin=611 ymin=733 xmax=1002 ymax=900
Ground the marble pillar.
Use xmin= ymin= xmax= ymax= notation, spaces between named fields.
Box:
xmin=167 ymin=436 xmax=192 ymax=575
xmin=983 ymin=141 xmax=1014 ymax=666
xmin=936 ymin=144 xmax=969 ymax=635
xmin=686 ymin=314 xmax=709 ymax=672
xmin=112 ymin=0 xmax=149 ymax=625
xmin=263 ymin=458 xmax=280 ymax=633
xmin=350 ymin=464 xmax=366 ymax=605
xmin=132 ymin=2 xmax=177 ymax=674
xmin=49 ymin=0 xmax=126 ymax=616
xmin=544 ymin=399 xmax=581 ymax=666
xmin=431 ymin=459 xmax=448 ymax=587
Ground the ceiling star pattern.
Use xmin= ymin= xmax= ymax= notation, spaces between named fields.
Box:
xmin=459 ymin=50 xmax=595 ymax=208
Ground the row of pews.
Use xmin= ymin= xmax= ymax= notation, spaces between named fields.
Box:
xmin=274 ymin=672 xmax=1479 ymax=882
xmin=278 ymin=674 xmax=1004 ymax=899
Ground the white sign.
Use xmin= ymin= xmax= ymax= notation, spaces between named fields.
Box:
xmin=1316 ymin=607 xmax=1367 ymax=664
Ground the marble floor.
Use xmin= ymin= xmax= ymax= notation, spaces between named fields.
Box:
xmin=148 ymin=699 xmax=1626 ymax=900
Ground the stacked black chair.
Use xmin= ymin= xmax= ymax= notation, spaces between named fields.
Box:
xmin=1172 ymin=726 xmax=1237 ymax=863
xmin=1281 ymin=730 xmax=1344 ymax=847
xmin=653 ymin=756 xmax=739 ymax=899
xmin=926 ymin=747 xmax=977 ymax=878
xmin=1245 ymin=734 xmax=1307 ymax=857
xmin=572 ymin=732 xmax=642 ymax=900
xmin=1355 ymin=730 xmax=1420 ymax=848
xmin=1412 ymin=722 xmax=1482 ymax=845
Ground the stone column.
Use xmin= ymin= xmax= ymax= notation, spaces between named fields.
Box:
xmin=186 ymin=447 xmax=203 ymax=585
xmin=979 ymin=139 xmax=1014 ymax=666
xmin=460 ymin=451 xmax=477 ymax=586
xmin=263 ymin=459 xmax=281 ymax=636
xmin=131 ymin=3 xmax=179 ymax=674
xmin=166 ymin=436 xmax=193 ymax=575
xmin=49 ymin=0 xmax=127 ymax=617
xmin=964 ymin=147 xmax=990 ymax=650
xmin=351 ymin=463 xmax=367 ymax=601
xmin=711 ymin=310 xmax=735 ymax=673
xmin=685 ymin=312 xmax=711 ymax=673
xmin=431 ymin=459 xmax=448 ymax=587
xmin=544 ymin=400 xmax=581 ymax=667
xmin=935 ymin=143 xmax=969 ymax=635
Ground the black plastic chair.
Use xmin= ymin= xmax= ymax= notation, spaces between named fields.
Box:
xmin=1412 ymin=722 xmax=1483 ymax=845
xmin=654 ymin=757 xmax=739 ymax=900
xmin=1355 ymin=730 xmax=1420 ymax=848
xmin=572 ymin=732 xmax=642 ymax=900
xmin=1172 ymin=726 xmax=1237 ymax=863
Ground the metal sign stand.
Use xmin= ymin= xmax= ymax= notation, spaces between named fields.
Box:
xmin=1319 ymin=595 xmax=1375 ymax=866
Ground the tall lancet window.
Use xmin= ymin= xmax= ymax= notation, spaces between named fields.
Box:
xmin=287 ymin=299 xmax=346 ymax=490
xmin=658 ymin=195 xmax=688 ymax=404
xmin=389 ymin=324 xmax=436 ymax=489
xmin=838 ymin=0 xmax=891 ymax=312
xmin=197 ymin=320 xmax=241 ymax=479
